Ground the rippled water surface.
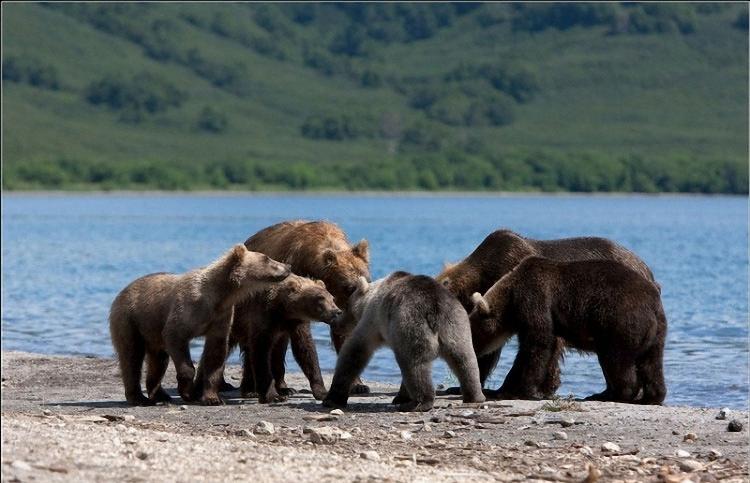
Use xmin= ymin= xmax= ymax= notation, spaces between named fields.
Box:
xmin=2 ymin=194 xmax=747 ymax=409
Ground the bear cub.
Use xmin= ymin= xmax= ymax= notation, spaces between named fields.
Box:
xmin=109 ymin=244 xmax=291 ymax=406
xmin=323 ymin=271 xmax=485 ymax=412
xmin=469 ymin=257 xmax=667 ymax=404
xmin=228 ymin=274 xmax=342 ymax=403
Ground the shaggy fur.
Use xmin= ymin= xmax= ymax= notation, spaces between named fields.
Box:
xmin=229 ymin=275 xmax=341 ymax=403
xmin=109 ymin=245 xmax=291 ymax=406
xmin=239 ymin=220 xmax=372 ymax=394
xmin=470 ymin=257 xmax=667 ymax=404
xmin=436 ymin=229 xmax=657 ymax=396
xmin=323 ymin=272 xmax=485 ymax=412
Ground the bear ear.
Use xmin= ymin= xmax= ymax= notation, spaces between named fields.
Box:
xmin=315 ymin=279 xmax=326 ymax=289
xmin=352 ymin=239 xmax=369 ymax=263
xmin=471 ymin=292 xmax=490 ymax=314
xmin=356 ymin=275 xmax=369 ymax=293
xmin=322 ymin=249 xmax=337 ymax=266
xmin=230 ymin=244 xmax=247 ymax=261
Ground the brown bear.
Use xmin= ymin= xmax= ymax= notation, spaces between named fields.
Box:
xmin=469 ymin=257 xmax=667 ymax=404
xmin=222 ymin=274 xmax=341 ymax=403
xmin=109 ymin=244 xmax=291 ymax=406
xmin=323 ymin=272 xmax=485 ymax=412
xmin=229 ymin=220 xmax=371 ymax=395
xmin=436 ymin=229 xmax=657 ymax=396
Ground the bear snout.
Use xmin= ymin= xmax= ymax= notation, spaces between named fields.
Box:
xmin=325 ymin=308 xmax=344 ymax=324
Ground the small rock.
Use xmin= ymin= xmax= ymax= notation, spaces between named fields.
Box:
xmin=678 ymin=459 xmax=704 ymax=473
xmin=683 ymin=433 xmax=697 ymax=442
xmin=308 ymin=426 xmax=347 ymax=445
xmin=524 ymin=440 xmax=542 ymax=448
xmin=675 ymin=449 xmax=691 ymax=458
xmin=480 ymin=404 xmax=489 ymax=409
xmin=122 ymin=414 xmax=135 ymax=421
xmin=11 ymin=461 xmax=32 ymax=471
xmin=672 ymin=429 xmax=680 ymax=435
xmin=360 ymin=451 xmax=380 ymax=461
xmin=234 ymin=429 xmax=254 ymax=438
xmin=179 ymin=405 xmax=187 ymax=411
xmin=707 ymin=449 xmax=722 ymax=460
xmin=430 ymin=414 xmax=446 ymax=423
xmin=329 ymin=409 xmax=344 ymax=416
xmin=715 ymin=408 xmax=729 ymax=420
xmin=136 ymin=451 xmax=149 ymax=460
xmin=601 ymin=442 xmax=621 ymax=453
xmin=399 ymin=430 xmax=412 ymax=440
xmin=254 ymin=421 xmax=275 ymax=435
xmin=552 ymin=431 xmax=568 ymax=440
xmin=42 ymin=409 xmax=52 ymax=416
xmin=443 ymin=430 xmax=456 ymax=439
xmin=727 ymin=419 xmax=743 ymax=432
xmin=580 ymin=445 xmax=594 ymax=457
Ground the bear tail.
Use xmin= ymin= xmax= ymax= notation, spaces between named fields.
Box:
xmin=637 ymin=308 xmax=667 ymax=405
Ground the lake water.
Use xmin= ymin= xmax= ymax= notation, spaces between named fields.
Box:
xmin=1 ymin=194 xmax=747 ymax=409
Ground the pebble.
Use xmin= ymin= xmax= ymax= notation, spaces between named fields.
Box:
xmin=11 ymin=461 xmax=32 ymax=471
xmin=727 ymin=419 xmax=743 ymax=432
xmin=600 ymin=442 xmax=620 ymax=453
xmin=178 ymin=405 xmax=187 ymax=411
xmin=675 ymin=449 xmax=691 ymax=458
xmin=580 ymin=445 xmax=594 ymax=457
xmin=253 ymin=421 xmax=275 ymax=435
xmin=707 ymin=449 xmax=722 ymax=460
xmin=136 ymin=451 xmax=148 ymax=460
xmin=715 ymin=408 xmax=729 ymax=420
xmin=360 ymin=451 xmax=380 ymax=461
xmin=552 ymin=431 xmax=568 ymax=440
xmin=42 ymin=409 xmax=52 ymax=416
xmin=430 ymin=414 xmax=446 ymax=423
xmin=678 ymin=459 xmax=704 ymax=473
xmin=308 ymin=426 xmax=349 ymax=445
xmin=234 ymin=429 xmax=254 ymax=438
xmin=329 ymin=409 xmax=344 ymax=416
xmin=683 ymin=432 xmax=697 ymax=442
xmin=443 ymin=430 xmax=456 ymax=439
xmin=399 ymin=430 xmax=412 ymax=440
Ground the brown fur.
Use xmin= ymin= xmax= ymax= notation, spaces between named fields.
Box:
xmin=240 ymin=220 xmax=372 ymax=394
xmin=225 ymin=275 xmax=341 ymax=403
xmin=435 ymin=229 xmax=658 ymax=396
xmin=469 ymin=257 xmax=667 ymax=405
xmin=109 ymin=244 xmax=291 ymax=406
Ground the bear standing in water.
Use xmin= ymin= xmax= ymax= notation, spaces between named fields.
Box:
xmin=436 ymin=229 xmax=657 ymax=396
xmin=109 ymin=245 xmax=291 ymax=406
xmin=323 ymin=272 xmax=485 ymax=412
xmin=469 ymin=257 xmax=667 ymax=404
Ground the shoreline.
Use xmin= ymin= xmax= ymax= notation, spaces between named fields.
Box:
xmin=2 ymin=351 xmax=748 ymax=482
xmin=2 ymin=190 xmax=747 ymax=198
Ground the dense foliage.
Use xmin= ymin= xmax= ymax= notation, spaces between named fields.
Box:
xmin=2 ymin=3 xmax=747 ymax=192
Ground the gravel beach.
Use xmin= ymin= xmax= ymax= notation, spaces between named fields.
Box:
xmin=1 ymin=351 xmax=748 ymax=482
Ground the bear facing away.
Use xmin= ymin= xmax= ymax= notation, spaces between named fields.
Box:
xmin=436 ymin=229 xmax=657 ymax=396
xmin=469 ymin=257 xmax=667 ymax=404
xmin=323 ymin=272 xmax=485 ymax=412
xmin=109 ymin=245 xmax=291 ymax=406
xmin=241 ymin=220 xmax=372 ymax=395
xmin=228 ymin=274 xmax=342 ymax=403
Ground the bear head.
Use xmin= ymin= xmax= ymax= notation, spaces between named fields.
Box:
xmin=276 ymin=276 xmax=343 ymax=324
xmin=319 ymin=239 xmax=371 ymax=306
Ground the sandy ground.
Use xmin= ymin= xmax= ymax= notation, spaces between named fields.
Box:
xmin=1 ymin=351 xmax=748 ymax=482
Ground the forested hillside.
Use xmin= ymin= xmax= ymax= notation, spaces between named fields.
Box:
xmin=2 ymin=3 xmax=748 ymax=192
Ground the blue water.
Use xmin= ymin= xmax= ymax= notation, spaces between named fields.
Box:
xmin=1 ymin=194 xmax=747 ymax=409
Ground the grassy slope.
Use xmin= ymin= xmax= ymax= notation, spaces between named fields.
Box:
xmin=1 ymin=3 xmax=747 ymax=189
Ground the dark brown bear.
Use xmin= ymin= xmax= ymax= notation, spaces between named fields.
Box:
xmin=435 ymin=229 xmax=657 ymax=396
xmin=230 ymin=275 xmax=342 ymax=403
xmin=228 ymin=220 xmax=371 ymax=396
xmin=469 ymin=257 xmax=667 ymax=404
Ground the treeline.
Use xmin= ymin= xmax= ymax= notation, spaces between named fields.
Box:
xmin=5 ymin=154 xmax=746 ymax=194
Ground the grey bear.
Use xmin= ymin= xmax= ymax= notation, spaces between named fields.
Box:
xmin=469 ymin=257 xmax=667 ymax=404
xmin=109 ymin=244 xmax=291 ymax=406
xmin=323 ymin=272 xmax=485 ymax=412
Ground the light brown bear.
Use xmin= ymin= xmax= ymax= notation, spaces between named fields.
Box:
xmin=225 ymin=220 xmax=371 ymax=396
xmin=469 ymin=257 xmax=667 ymax=404
xmin=109 ymin=244 xmax=291 ymax=406
xmin=228 ymin=274 xmax=342 ymax=403
xmin=436 ymin=229 xmax=657 ymax=397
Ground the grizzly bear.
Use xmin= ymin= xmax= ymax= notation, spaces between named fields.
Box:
xmin=436 ymin=229 xmax=657 ymax=396
xmin=109 ymin=245 xmax=291 ymax=406
xmin=234 ymin=220 xmax=371 ymax=395
xmin=226 ymin=275 xmax=341 ymax=403
xmin=469 ymin=257 xmax=667 ymax=404
xmin=323 ymin=272 xmax=485 ymax=412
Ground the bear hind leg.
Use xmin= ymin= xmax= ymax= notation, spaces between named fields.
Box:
xmin=441 ymin=338 xmax=485 ymax=404
xmin=395 ymin=359 xmax=435 ymax=412
xmin=595 ymin=352 xmax=639 ymax=403
xmin=146 ymin=350 xmax=172 ymax=403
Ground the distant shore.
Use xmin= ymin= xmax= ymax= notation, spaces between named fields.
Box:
xmin=2 ymin=351 xmax=748 ymax=482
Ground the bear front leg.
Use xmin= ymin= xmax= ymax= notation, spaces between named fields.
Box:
xmin=497 ymin=318 xmax=555 ymax=400
xmin=198 ymin=330 xmax=230 ymax=406
xmin=239 ymin=348 xmax=258 ymax=398
xmin=323 ymin=330 xmax=377 ymax=409
xmin=271 ymin=334 xmax=295 ymax=396
xmin=289 ymin=322 xmax=327 ymax=400
xmin=330 ymin=312 xmax=370 ymax=395
xmin=252 ymin=332 xmax=286 ymax=404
